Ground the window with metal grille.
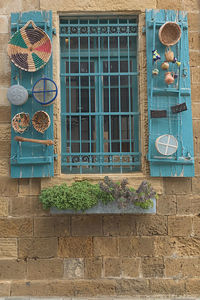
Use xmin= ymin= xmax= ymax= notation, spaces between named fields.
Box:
xmin=60 ymin=17 xmax=140 ymax=174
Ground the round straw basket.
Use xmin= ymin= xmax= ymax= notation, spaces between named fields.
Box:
xmin=159 ymin=22 xmax=181 ymax=46
xmin=12 ymin=112 xmax=30 ymax=134
xmin=32 ymin=111 xmax=50 ymax=134
xmin=7 ymin=20 xmax=52 ymax=72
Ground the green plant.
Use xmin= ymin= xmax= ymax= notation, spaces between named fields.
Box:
xmin=39 ymin=180 xmax=114 ymax=212
xmin=39 ymin=177 xmax=157 ymax=212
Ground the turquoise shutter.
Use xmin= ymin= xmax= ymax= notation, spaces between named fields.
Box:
xmin=10 ymin=11 xmax=54 ymax=178
xmin=145 ymin=9 xmax=194 ymax=177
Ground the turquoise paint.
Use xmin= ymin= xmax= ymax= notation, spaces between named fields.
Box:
xmin=146 ymin=9 xmax=194 ymax=177
xmin=10 ymin=11 xmax=54 ymax=178
xmin=60 ymin=17 xmax=140 ymax=174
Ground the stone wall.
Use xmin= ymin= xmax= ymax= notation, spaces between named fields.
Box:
xmin=0 ymin=0 xmax=200 ymax=297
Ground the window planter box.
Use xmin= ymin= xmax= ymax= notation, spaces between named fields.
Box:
xmin=50 ymin=198 xmax=156 ymax=214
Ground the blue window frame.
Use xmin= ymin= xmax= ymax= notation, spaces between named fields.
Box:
xmin=60 ymin=17 xmax=140 ymax=174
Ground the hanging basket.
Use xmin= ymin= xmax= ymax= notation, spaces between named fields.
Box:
xmin=12 ymin=112 xmax=30 ymax=134
xmin=32 ymin=77 xmax=58 ymax=106
xmin=7 ymin=20 xmax=52 ymax=72
xmin=32 ymin=111 xmax=50 ymax=134
xmin=159 ymin=22 xmax=181 ymax=46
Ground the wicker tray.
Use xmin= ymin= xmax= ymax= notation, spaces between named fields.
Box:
xmin=159 ymin=22 xmax=181 ymax=46
xmin=32 ymin=111 xmax=50 ymax=134
xmin=12 ymin=112 xmax=30 ymax=134
xmin=7 ymin=20 xmax=52 ymax=72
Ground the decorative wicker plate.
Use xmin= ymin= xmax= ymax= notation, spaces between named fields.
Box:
xmin=32 ymin=111 xmax=50 ymax=134
xmin=159 ymin=22 xmax=181 ymax=46
xmin=12 ymin=112 xmax=30 ymax=134
xmin=7 ymin=20 xmax=52 ymax=72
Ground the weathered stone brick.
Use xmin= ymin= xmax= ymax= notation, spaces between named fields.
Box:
xmin=188 ymin=13 xmax=200 ymax=31
xmin=190 ymin=51 xmax=200 ymax=67
xmin=192 ymin=102 xmax=200 ymax=120
xmin=177 ymin=194 xmax=200 ymax=215
xmin=157 ymin=195 xmax=176 ymax=215
xmin=0 ymin=53 xmax=10 ymax=86
xmin=19 ymin=178 xmax=41 ymax=195
xmin=142 ymin=257 xmax=164 ymax=278
xmin=73 ymin=279 xmax=117 ymax=297
xmin=154 ymin=236 xmax=176 ymax=256
xmin=191 ymin=67 xmax=200 ymax=84
xmin=0 ymin=238 xmax=17 ymax=258
xmin=64 ymin=258 xmax=84 ymax=278
xmin=85 ymin=257 xmax=102 ymax=279
xmin=168 ymin=216 xmax=192 ymax=237
xmin=21 ymin=0 xmax=40 ymax=10
xmin=115 ymin=279 xmax=149 ymax=295
xmin=0 ymin=218 xmax=33 ymax=237
xmin=175 ymin=237 xmax=200 ymax=256
xmin=34 ymin=216 xmax=70 ymax=237
xmin=71 ymin=215 xmax=102 ymax=236
xmin=40 ymin=0 xmax=156 ymax=12
xmin=0 ymin=259 xmax=26 ymax=280
xmin=193 ymin=121 xmax=200 ymax=155
xmin=0 ymin=177 xmax=18 ymax=196
xmin=186 ymin=279 xmax=200 ymax=294
xmin=193 ymin=216 xmax=200 ymax=236
xmin=192 ymin=177 xmax=200 ymax=193
xmin=27 ymin=258 xmax=63 ymax=279
xmin=0 ymin=0 xmax=22 ymax=13
xmin=0 ymin=197 xmax=8 ymax=216
xmin=104 ymin=257 xmax=121 ymax=277
xmin=0 ymin=281 xmax=10 ymax=296
xmin=11 ymin=280 xmax=74 ymax=296
xmin=9 ymin=196 xmax=48 ymax=217
xmin=150 ymin=279 xmax=185 ymax=295
xmin=121 ymin=258 xmax=140 ymax=278
xmin=165 ymin=257 xmax=200 ymax=278
xmin=164 ymin=178 xmax=192 ymax=194
xmin=18 ymin=237 xmax=58 ymax=259
xmin=103 ymin=215 xmax=137 ymax=236
xmin=0 ymin=159 xmax=9 ymax=176
xmin=119 ymin=237 xmax=155 ymax=257
xmin=94 ymin=237 xmax=118 ymax=256
xmin=156 ymin=0 xmax=182 ymax=10
xmin=189 ymin=32 xmax=200 ymax=50
xmin=0 ymin=142 xmax=11 ymax=157
xmin=183 ymin=0 xmax=200 ymax=11
xmin=136 ymin=215 xmax=167 ymax=236
xmin=0 ymin=16 xmax=8 ymax=34
xmin=0 ymin=87 xmax=9 ymax=106
xmin=0 ymin=107 xmax=11 ymax=123
xmin=58 ymin=237 xmax=93 ymax=258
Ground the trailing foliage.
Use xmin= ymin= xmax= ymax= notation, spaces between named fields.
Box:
xmin=39 ymin=177 xmax=156 ymax=212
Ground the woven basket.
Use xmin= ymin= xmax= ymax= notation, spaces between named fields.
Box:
xmin=32 ymin=111 xmax=50 ymax=134
xmin=12 ymin=112 xmax=30 ymax=134
xmin=159 ymin=22 xmax=181 ymax=46
xmin=7 ymin=20 xmax=52 ymax=72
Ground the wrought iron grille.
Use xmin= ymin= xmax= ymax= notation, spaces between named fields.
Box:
xmin=60 ymin=17 xmax=140 ymax=173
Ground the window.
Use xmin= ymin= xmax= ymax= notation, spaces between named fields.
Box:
xmin=60 ymin=16 xmax=140 ymax=174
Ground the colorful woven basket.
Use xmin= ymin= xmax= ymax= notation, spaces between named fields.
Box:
xmin=12 ymin=112 xmax=30 ymax=134
xmin=32 ymin=111 xmax=50 ymax=134
xmin=7 ymin=20 xmax=52 ymax=72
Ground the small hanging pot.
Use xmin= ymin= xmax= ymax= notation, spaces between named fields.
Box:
xmin=165 ymin=72 xmax=175 ymax=85
xmin=165 ymin=47 xmax=174 ymax=62
xmin=161 ymin=61 xmax=169 ymax=70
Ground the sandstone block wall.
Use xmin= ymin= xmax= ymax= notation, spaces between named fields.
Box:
xmin=0 ymin=0 xmax=199 ymax=297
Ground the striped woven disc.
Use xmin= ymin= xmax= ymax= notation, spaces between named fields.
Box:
xmin=7 ymin=21 xmax=52 ymax=72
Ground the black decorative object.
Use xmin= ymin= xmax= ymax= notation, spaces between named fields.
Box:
xmin=171 ymin=103 xmax=187 ymax=114
xmin=151 ymin=110 xmax=167 ymax=118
